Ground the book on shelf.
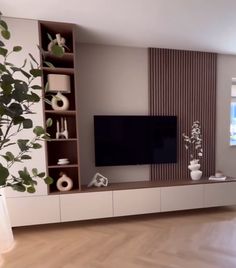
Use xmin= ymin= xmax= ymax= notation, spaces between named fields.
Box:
xmin=208 ymin=176 xmax=227 ymax=181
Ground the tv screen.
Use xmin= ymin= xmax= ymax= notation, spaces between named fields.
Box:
xmin=94 ymin=115 xmax=177 ymax=166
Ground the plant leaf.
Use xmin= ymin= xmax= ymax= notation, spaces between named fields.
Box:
xmin=12 ymin=184 xmax=26 ymax=192
xmin=21 ymin=155 xmax=32 ymax=160
xmin=0 ymin=19 xmax=8 ymax=31
xmin=32 ymin=168 xmax=38 ymax=176
xmin=13 ymin=46 xmax=22 ymax=52
xmin=33 ymin=126 xmax=45 ymax=136
xmin=51 ymin=44 xmax=64 ymax=57
xmin=0 ymin=47 xmax=7 ymax=57
xmin=44 ymin=176 xmax=53 ymax=185
xmin=31 ymin=85 xmax=42 ymax=90
xmin=47 ymin=33 xmax=53 ymax=41
xmin=32 ymin=143 xmax=42 ymax=149
xmin=0 ymin=164 xmax=9 ymax=185
xmin=37 ymin=172 xmax=45 ymax=178
xmin=28 ymin=53 xmax=38 ymax=65
xmin=46 ymin=118 xmax=53 ymax=127
xmin=30 ymin=68 xmax=42 ymax=77
xmin=27 ymin=186 xmax=36 ymax=193
xmin=1 ymin=30 xmax=10 ymax=40
xmin=44 ymin=61 xmax=55 ymax=68
xmin=17 ymin=139 xmax=29 ymax=151
xmin=23 ymin=118 xmax=33 ymax=129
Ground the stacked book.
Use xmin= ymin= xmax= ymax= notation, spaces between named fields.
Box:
xmin=209 ymin=175 xmax=227 ymax=181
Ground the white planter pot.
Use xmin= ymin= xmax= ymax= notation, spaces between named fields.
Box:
xmin=190 ymin=170 xmax=202 ymax=180
xmin=188 ymin=159 xmax=202 ymax=181
xmin=0 ymin=191 xmax=14 ymax=254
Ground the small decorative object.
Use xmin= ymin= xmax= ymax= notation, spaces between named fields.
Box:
xmin=56 ymin=117 xmax=69 ymax=139
xmin=47 ymin=33 xmax=66 ymax=53
xmin=51 ymin=92 xmax=69 ymax=111
xmin=183 ymin=121 xmax=203 ymax=180
xmin=56 ymin=172 xmax=73 ymax=192
xmin=48 ymin=74 xmax=71 ymax=93
xmin=215 ymin=170 xmax=223 ymax=178
xmin=87 ymin=173 xmax=109 ymax=187
xmin=188 ymin=159 xmax=202 ymax=180
xmin=209 ymin=170 xmax=226 ymax=181
xmin=57 ymin=158 xmax=70 ymax=165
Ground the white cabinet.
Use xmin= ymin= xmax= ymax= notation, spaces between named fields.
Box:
xmin=60 ymin=192 xmax=113 ymax=222
xmin=204 ymin=182 xmax=236 ymax=207
xmin=161 ymin=185 xmax=204 ymax=212
xmin=6 ymin=195 xmax=60 ymax=227
xmin=113 ymin=188 xmax=161 ymax=217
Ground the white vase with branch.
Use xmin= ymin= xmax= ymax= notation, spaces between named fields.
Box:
xmin=183 ymin=121 xmax=203 ymax=180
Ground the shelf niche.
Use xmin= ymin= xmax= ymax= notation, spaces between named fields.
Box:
xmin=39 ymin=20 xmax=80 ymax=194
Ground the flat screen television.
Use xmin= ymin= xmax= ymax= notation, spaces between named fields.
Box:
xmin=94 ymin=115 xmax=177 ymax=166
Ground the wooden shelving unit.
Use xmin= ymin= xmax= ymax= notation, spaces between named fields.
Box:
xmin=39 ymin=20 xmax=80 ymax=194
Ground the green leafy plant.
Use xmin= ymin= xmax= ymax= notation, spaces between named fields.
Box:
xmin=0 ymin=13 xmax=53 ymax=193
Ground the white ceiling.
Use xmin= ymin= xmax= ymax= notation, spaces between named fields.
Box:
xmin=2 ymin=0 xmax=236 ymax=54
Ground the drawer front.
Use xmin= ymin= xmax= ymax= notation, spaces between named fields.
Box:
xmin=161 ymin=185 xmax=204 ymax=212
xmin=60 ymin=192 xmax=113 ymax=222
xmin=204 ymin=182 xmax=236 ymax=207
xmin=113 ymin=188 xmax=161 ymax=217
xmin=6 ymin=195 xmax=60 ymax=227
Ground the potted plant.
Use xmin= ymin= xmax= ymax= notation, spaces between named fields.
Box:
xmin=182 ymin=120 xmax=203 ymax=180
xmin=0 ymin=14 xmax=53 ymax=253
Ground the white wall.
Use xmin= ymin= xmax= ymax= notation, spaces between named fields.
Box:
xmin=4 ymin=17 xmax=47 ymax=197
xmin=77 ymin=44 xmax=149 ymax=185
xmin=216 ymin=54 xmax=236 ymax=177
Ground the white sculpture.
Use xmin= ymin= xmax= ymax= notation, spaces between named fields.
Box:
xmin=87 ymin=173 xmax=109 ymax=187
xmin=48 ymin=33 xmax=66 ymax=52
xmin=56 ymin=117 xmax=68 ymax=139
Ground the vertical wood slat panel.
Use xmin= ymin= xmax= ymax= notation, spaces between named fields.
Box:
xmin=149 ymin=48 xmax=216 ymax=181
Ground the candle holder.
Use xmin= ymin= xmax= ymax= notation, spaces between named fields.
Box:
xmin=56 ymin=117 xmax=69 ymax=139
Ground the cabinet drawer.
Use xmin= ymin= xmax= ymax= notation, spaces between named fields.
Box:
xmin=161 ymin=185 xmax=204 ymax=212
xmin=6 ymin=195 xmax=60 ymax=227
xmin=60 ymin=192 xmax=113 ymax=222
xmin=113 ymin=188 xmax=160 ymax=217
xmin=204 ymin=182 xmax=236 ymax=207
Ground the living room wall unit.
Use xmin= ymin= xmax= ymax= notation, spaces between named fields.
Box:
xmin=4 ymin=17 xmax=236 ymax=228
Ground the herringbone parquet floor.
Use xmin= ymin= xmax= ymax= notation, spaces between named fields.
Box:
xmin=2 ymin=207 xmax=236 ymax=268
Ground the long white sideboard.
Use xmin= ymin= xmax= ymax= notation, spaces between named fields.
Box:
xmin=6 ymin=179 xmax=236 ymax=227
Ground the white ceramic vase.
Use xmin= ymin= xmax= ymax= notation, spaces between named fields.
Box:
xmin=51 ymin=92 xmax=69 ymax=111
xmin=0 ymin=190 xmax=14 ymax=254
xmin=188 ymin=159 xmax=202 ymax=180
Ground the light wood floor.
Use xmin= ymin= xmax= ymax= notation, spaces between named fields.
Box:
xmin=2 ymin=207 xmax=236 ymax=268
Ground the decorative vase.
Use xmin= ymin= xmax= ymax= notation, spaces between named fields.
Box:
xmin=56 ymin=173 xmax=73 ymax=192
xmin=188 ymin=159 xmax=202 ymax=180
xmin=51 ymin=92 xmax=69 ymax=111
xmin=0 ymin=190 xmax=14 ymax=254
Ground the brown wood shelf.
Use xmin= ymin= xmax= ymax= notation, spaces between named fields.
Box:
xmin=39 ymin=20 xmax=81 ymax=195
xmin=49 ymin=188 xmax=81 ymax=195
xmin=47 ymin=138 xmax=77 ymax=142
xmin=48 ymin=164 xmax=79 ymax=169
xmin=42 ymin=67 xmax=74 ymax=75
xmin=42 ymin=51 xmax=74 ymax=61
xmin=45 ymin=110 xmax=76 ymax=115
xmin=80 ymin=177 xmax=236 ymax=193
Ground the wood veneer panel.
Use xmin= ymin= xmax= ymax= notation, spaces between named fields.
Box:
xmin=149 ymin=48 xmax=216 ymax=181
